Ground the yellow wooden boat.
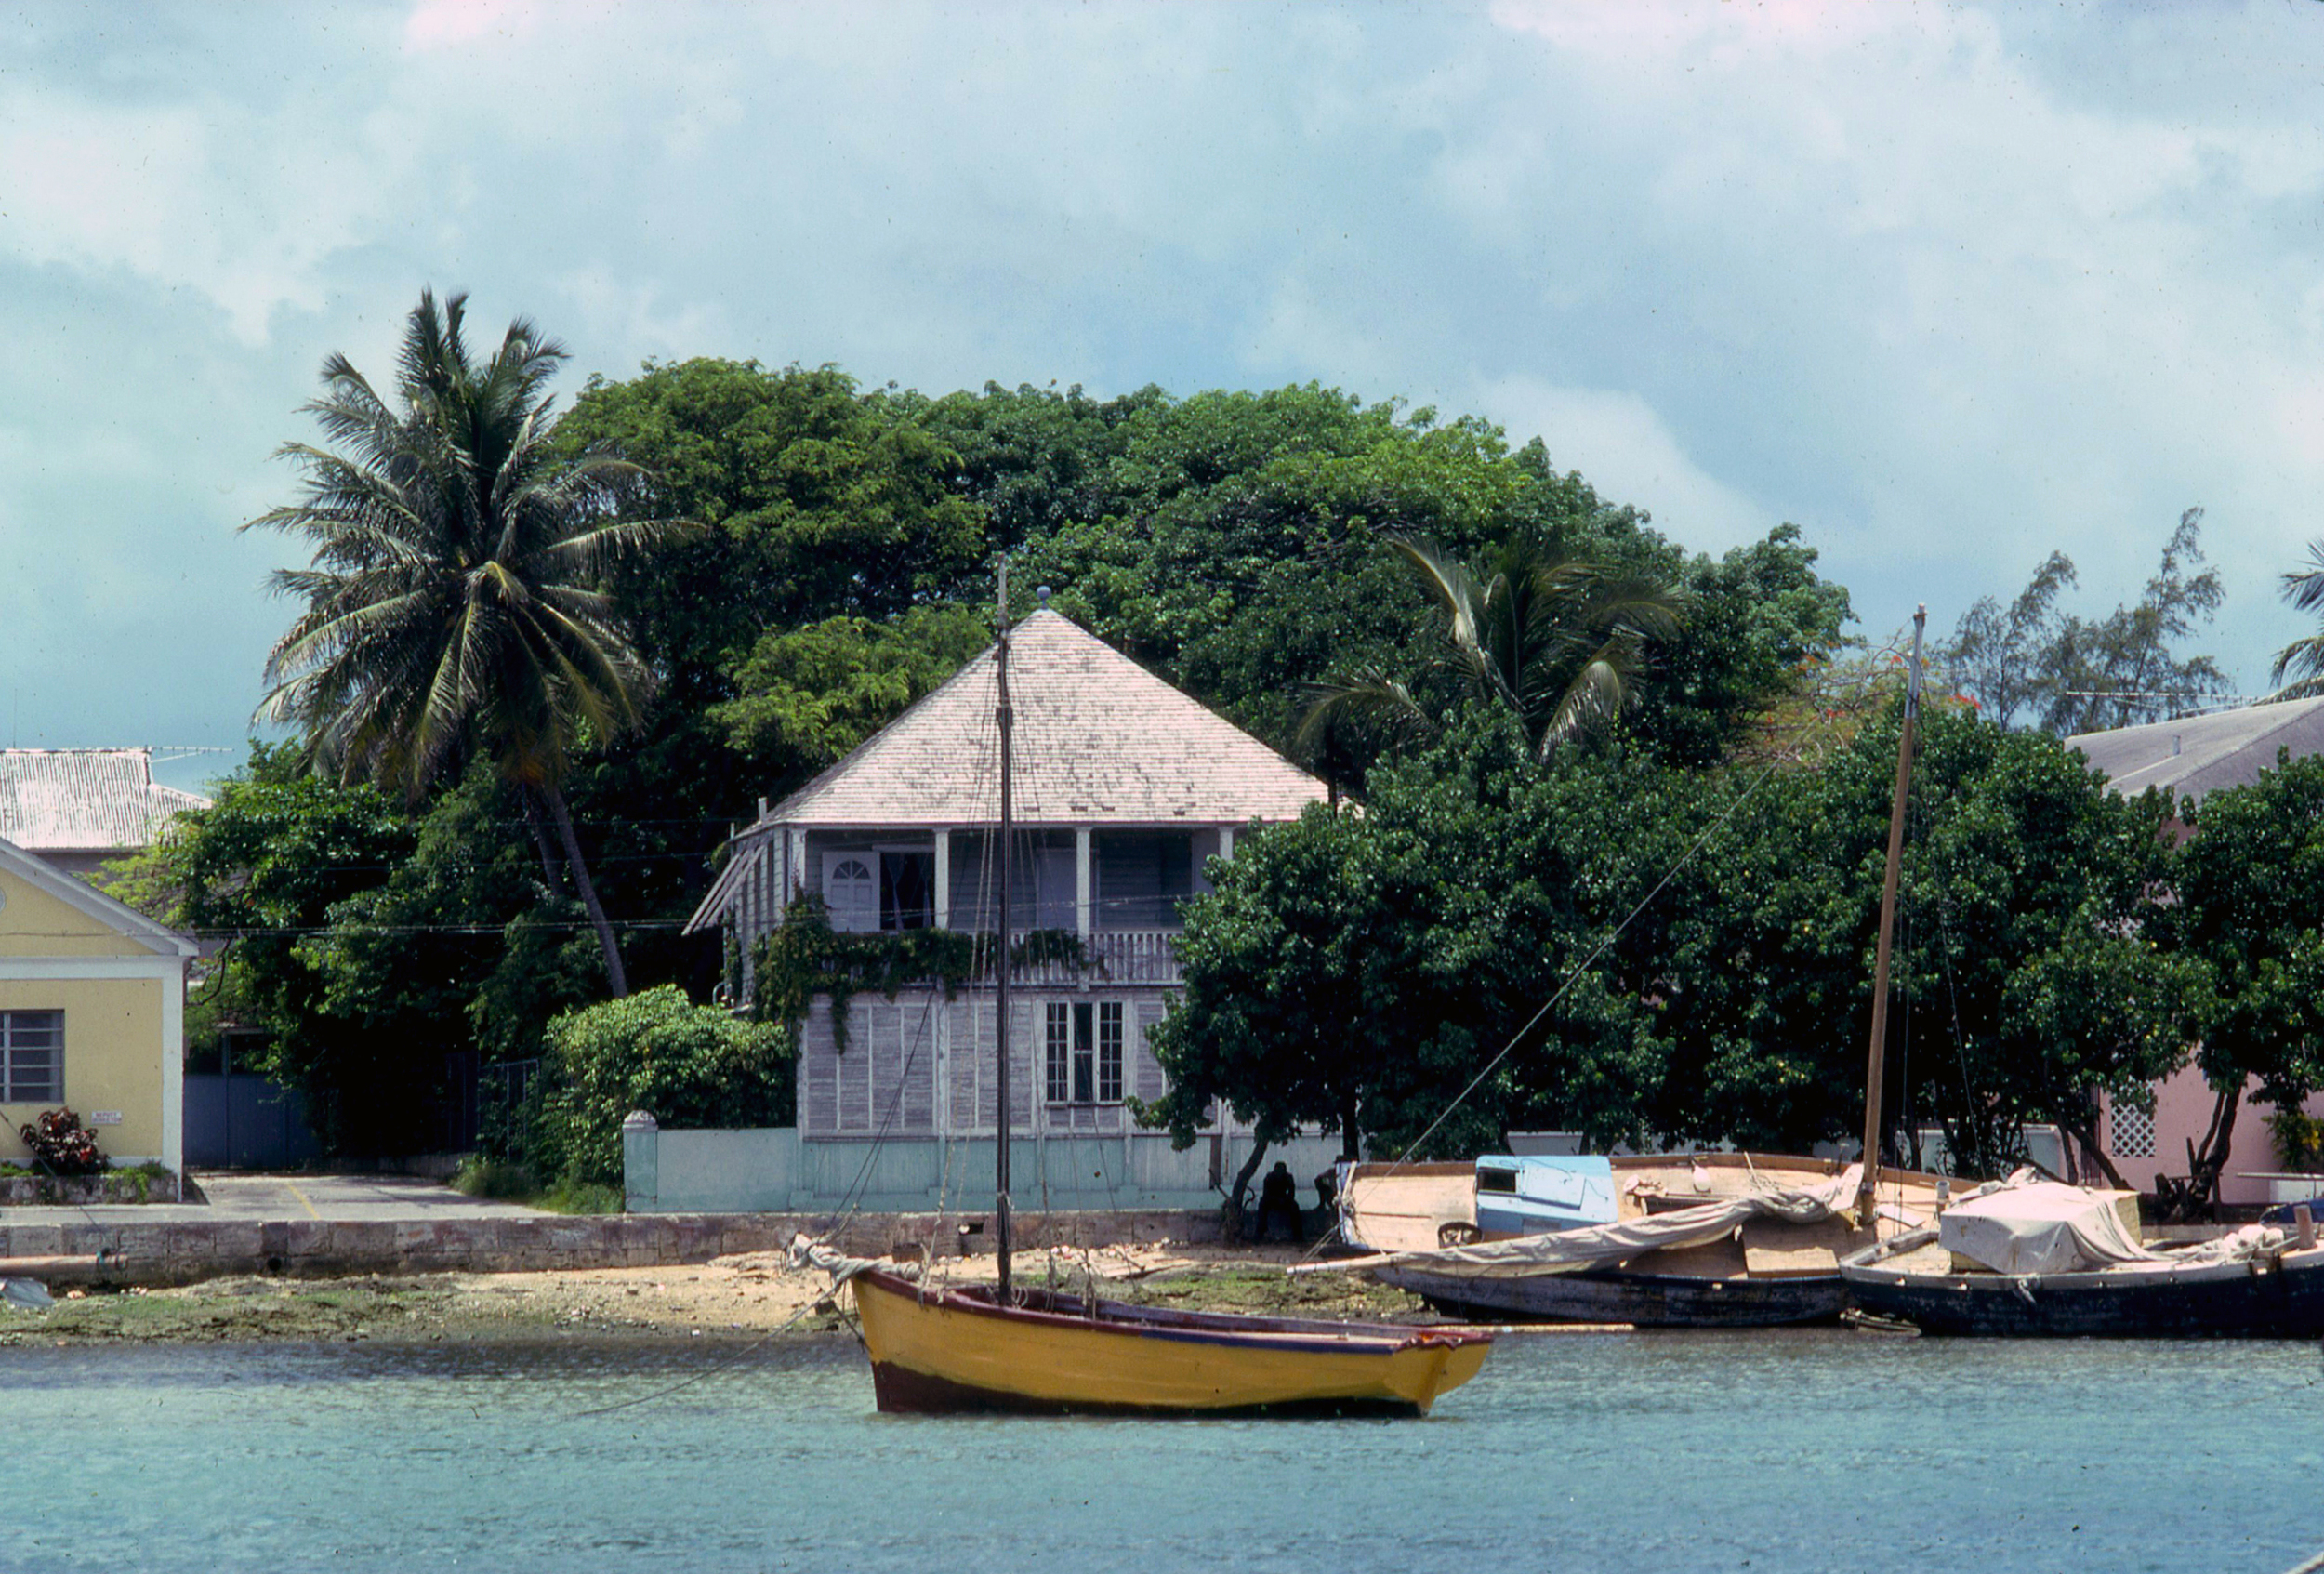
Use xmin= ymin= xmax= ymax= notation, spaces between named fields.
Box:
xmin=851 ymin=1266 xmax=1491 ymax=1417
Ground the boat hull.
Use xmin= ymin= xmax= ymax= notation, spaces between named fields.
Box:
xmin=851 ymin=1268 xmax=1491 ymax=1416
xmin=1377 ymin=1264 xmax=1848 ymax=1329
xmin=1840 ymin=1248 xmax=2324 ymax=1338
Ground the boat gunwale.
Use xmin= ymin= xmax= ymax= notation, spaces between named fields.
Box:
xmin=852 ymin=1267 xmax=1491 ymax=1355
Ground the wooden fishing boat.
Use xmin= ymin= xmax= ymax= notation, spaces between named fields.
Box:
xmin=841 ymin=565 xmax=1492 ymax=1415
xmin=1841 ymin=1232 xmax=2324 ymax=1338
xmin=1342 ymin=1152 xmax=1947 ymax=1329
xmin=1840 ymin=1183 xmax=2324 ymax=1338
xmin=852 ymin=1266 xmax=1491 ymax=1415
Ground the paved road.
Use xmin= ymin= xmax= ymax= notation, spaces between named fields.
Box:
xmin=3 ymin=1172 xmax=547 ymax=1227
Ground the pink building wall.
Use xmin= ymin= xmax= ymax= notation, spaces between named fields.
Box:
xmin=2103 ymin=1067 xmax=2324 ymax=1207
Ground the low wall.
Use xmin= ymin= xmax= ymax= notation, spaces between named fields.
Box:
xmin=0 ymin=1207 xmax=1222 ymax=1288
xmin=623 ymin=1119 xmax=1348 ymax=1216
xmin=0 ymin=1167 xmax=181 ymax=1206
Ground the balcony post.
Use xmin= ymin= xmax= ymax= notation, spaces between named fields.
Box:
xmin=1076 ymin=827 xmax=1093 ymax=939
xmin=932 ymin=828 xmax=950 ymax=930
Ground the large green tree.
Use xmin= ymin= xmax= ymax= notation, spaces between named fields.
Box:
xmin=249 ymin=290 xmax=682 ymax=994
xmin=108 ymin=744 xmax=424 ymax=1154
xmin=2161 ymin=757 xmax=2324 ymax=1214
xmin=1154 ymin=702 xmax=2191 ymax=1180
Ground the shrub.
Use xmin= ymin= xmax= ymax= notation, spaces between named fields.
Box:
xmin=19 ymin=1109 xmax=106 ymax=1175
xmin=2270 ymin=1109 xmax=2324 ymax=1172
xmin=532 ymin=985 xmax=794 ymax=1187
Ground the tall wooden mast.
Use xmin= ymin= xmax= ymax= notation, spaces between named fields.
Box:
xmin=1857 ymin=605 xmax=1925 ymax=1226
xmin=994 ymin=561 xmax=1015 ymax=1300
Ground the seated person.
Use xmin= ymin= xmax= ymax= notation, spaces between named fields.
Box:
xmin=1256 ymin=1160 xmax=1303 ymax=1243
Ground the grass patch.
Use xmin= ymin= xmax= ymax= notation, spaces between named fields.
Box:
xmin=449 ymin=1157 xmax=539 ymax=1201
xmin=446 ymin=1157 xmax=621 ymax=1214
xmin=535 ymin=1180 xmax=621 ymax=1215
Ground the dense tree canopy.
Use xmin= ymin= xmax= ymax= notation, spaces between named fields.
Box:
xmin=2162 ymin=757 xmax=2324 ymax=1211
xmin=1155 ymin=701 xmax=2196 ymax=1183
xmin=201 ymin=336 xmax=1863 ymax=1161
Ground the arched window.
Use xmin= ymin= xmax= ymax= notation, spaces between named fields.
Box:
xmin=824 ymin=855 xmax=878 ymax=932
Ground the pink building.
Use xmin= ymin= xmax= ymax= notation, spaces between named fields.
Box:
xmin=2075 ymin=699 xmax=2324 ymax=1207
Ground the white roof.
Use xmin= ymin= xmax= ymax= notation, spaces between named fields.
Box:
xmin=757 ymin=609 xmax=1325 ymax=829
xmin=688 ymin=610 xmax=1327 ymax=932
xmin=2067 ymin=697 xmax=2324 ymax=806
xmin=0 ymin=748 xmax=207 ymax=853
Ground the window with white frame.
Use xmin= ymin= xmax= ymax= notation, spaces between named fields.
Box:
xmin=1097 ymin=1002 xmax=1123 ymax=1103
xmin=1044 ymin=1003 xmax=1072 ymax=1104
xmin=1043 ymin=1000 xmax=1126 ymax=1105
xmin=0 ymin=1011 xmax=62 ymax=1104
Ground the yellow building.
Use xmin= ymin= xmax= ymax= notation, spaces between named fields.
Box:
xmin=0 ymin=834 xmax=198 ymax=1178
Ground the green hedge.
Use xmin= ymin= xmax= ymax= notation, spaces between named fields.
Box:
xmin=531 ymin=985 xmax=795 ymax=1186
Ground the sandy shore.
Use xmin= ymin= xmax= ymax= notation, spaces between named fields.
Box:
xmin=0 ymin=1242 xmax=1439 ymax=1346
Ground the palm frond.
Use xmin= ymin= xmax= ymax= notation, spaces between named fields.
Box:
xmin=1294 ymin=671 xmax=1433 ymax=759
xmin=247 ymin=288 xmax=667 ymax=803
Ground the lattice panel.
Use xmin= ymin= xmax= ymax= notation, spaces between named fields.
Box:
xmin=2108 ymin=1102 xmax=2156 ymax=1158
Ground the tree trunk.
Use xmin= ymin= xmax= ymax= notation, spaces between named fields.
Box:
xmin=1338 ymin=1087 xmax=1363 ymax=1163
xmin=541 ymin=780 xmax=628 ymax=998
xmin=2060 ymin=1110 xmax=2133 ymax=1193
xmin=2185 ymin=1081 xmax=2241 ymax=1218
xmin=519 ymin=788 xmax=562 ymax=891
xmin=1223 ymin=1138 xmax=1270 ymax=1245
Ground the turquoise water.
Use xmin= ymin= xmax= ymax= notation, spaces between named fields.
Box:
xmin=5 ymin=1330 xmax=2319 ymax=1573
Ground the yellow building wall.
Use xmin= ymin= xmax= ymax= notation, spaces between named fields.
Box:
xmin=0 ymin=975 xmax=168 ymax=1163
xmin=0 ymin=868 xmax=152 ymax=958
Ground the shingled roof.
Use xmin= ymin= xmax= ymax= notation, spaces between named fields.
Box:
xmin=2067 ymin=697 xmax=2324 ymax=806
xmin=0 ymin=748 xmax=208 ymax=854
xmin=753 ymin=608 xmax=1327 ymax=829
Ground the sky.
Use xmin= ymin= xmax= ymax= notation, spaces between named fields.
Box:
xmin=4 ymin=0 xmax=2322 ymax=794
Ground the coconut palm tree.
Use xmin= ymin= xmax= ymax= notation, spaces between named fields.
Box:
xmin=2273 ymin=539 xmax=2324 ymax=700
xmin=1299 ymin=533 xmax=1684 ymax=764
xmin=248 ymin=289 xmax=682 ymax=996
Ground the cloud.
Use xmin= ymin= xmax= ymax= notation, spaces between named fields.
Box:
xmin=6 ymin=0 xmax=2324 ymax=775
xmin=1477 ymin=375 xmax=1773 ymax=553
xmin=403 ymin=0 xmax=545 ymax=51
xmin=0 ymin=78 xmax=417 ymax=344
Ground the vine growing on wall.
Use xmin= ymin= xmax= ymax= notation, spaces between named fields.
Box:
xmin=749 ymin=896 xmax=1098 ymax=1052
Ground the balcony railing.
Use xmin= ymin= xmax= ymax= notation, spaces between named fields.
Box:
xmin=1007 ymin=928 xmax=1182 ymax=986
xmin=1087 ymin=928 xmax=1182 ymax=985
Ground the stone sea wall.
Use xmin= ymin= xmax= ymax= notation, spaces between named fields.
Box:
xmin=0 ymin=1208 xmax=1220 ymax=1287
xmin=0 ymin=1167 xmax=181 ymax=1206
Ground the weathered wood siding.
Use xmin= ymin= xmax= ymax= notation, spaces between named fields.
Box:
xmin=798 ymin=985 xmax=1183 ymax=1140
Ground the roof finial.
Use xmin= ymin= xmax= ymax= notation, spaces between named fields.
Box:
xmin=1037 ymin=585 xmax=1051 ymax=609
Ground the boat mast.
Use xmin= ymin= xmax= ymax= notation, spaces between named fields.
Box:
xmin=994 ymin=561 xmax=1015 ymax=1301
xmin=1857 ymin=605 xmax=1925 ymax=1226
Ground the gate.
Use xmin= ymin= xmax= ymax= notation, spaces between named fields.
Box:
xmin=182 ymin=1074 xmax=321 ymax=1170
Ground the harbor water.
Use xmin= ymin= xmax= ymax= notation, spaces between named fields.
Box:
xmin=5 ymin=1329 xmax=2318 ymax=1572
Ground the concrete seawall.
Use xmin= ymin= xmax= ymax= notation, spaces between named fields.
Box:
xmin=0 ymin=1208 xmax=1222 ymax=1287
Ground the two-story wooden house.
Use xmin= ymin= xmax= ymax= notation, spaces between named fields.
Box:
xmin=680 ymin=607 xmax=1328 ymax=1205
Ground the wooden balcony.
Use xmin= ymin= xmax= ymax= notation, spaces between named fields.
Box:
xmin=1009 ymin=928 xmax=1182 ymax=986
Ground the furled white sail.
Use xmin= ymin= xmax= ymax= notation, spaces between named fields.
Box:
xmin=1355 ymin=1165 xmax=1865 ymax=1278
